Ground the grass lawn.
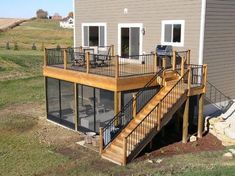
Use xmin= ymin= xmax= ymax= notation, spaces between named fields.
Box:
xmin=1 ymin=19 xmax=235 ymax=176
xmin=0 ymin=19 xmax=73 ymax=50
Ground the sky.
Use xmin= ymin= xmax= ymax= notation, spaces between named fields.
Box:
xmin=0 ymin=0 xmax=73 ymax=18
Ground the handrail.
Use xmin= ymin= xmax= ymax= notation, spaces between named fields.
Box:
xmin=101 ymin=68 xmax=164 ymax=149
xmin=124 ymin=69 xmax=190 ymax=159
xmin=206 ymin=81 xmax=234 ymax=112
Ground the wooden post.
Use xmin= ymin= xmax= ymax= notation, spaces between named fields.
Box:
xmin=111 ymin=45 xmax=115 ymax=56
xmin=132 ymin=94 xmax=137 ymax=118
xmin=115 ymin=55 xmax=119 ymax=79
xmin=162 ymin=57 xmax=167 ymax=68
xmin=44 ymin=48 xmax=48 ymax=67
xmin=187 ymin=50 xmax=191 ymax=64
xmin=86 ymin=52 xmax=90 ymax=74
xmin=123 ymin=137 xmax=127 ymax=166
xmin=172 ymin=51 xmax=176 ymax=70
xmin=153 ymin=52 xmax=158 ymax=72
xmin=188 ymin=66 xmax=192 ymax=96
xmin=114 ymin=91 xmax=121 ymax=126
xmin=74 ymin=83 xmax=78 ymax=131
xmin=182 ymin=98 xmax=189 ymax=143
xmin=64 ymin=50 xmax=67 ymax=69
xmin=181 ymin=56 xmax=185 ymax=76
xmin=203 ymin=64 xmax=208 ymax=93
xmin=197 ymin=94 xmax=205 ymax=138
xmin=79 ymin=46 xmax=83 ymax=53
xmin=114 ymin=91 xmax=121 ymax=115
xmin=157 ymin=106 xmax=161 ymax=131
xmin=99 ymin=127 xmax=104 ymax=154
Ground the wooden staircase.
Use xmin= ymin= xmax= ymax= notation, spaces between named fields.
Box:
xmin=100 ymin=69 xmax=191 ymax=166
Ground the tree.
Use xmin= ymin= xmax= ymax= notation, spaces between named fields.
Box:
xmin=36 ymin=9 xmax=48 ymax=19
xmin=68 ymin=12 xmax=73 ymax=18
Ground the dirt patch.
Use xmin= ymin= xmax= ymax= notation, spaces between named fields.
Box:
xmin=136 ymin=133 xmax=224 ymax=162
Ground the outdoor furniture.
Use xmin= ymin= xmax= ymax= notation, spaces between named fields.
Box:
xmin=83 ymin=48 xmax=97 ymax=68
xmin=96 ymin=46 xmax=111 ymax=67
xmin=73 ymin=52 xmax=86 ymax=67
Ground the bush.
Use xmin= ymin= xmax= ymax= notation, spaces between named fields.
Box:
xmin=56 ymin=44 xmax=61 ymax=50
xmin=36 ymin=9 xmax=48 ymax=19
xmin=32 ymin=43 xmax=37 ymax=50
xmin=41 ymin=42 xmax=45 ymax=51
xmin=14 ymin=42 xmax=19 ymax=50
xmin=6 ymin=42 xmax=10 ymax=50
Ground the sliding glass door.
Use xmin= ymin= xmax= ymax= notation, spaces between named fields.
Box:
xmin=77 ymin=85 xmax=114 ymax=133
xmin=120 ymin=26 xmax=140 ymax=58
xmin=46 ymin=78 xmax=75 ymax=129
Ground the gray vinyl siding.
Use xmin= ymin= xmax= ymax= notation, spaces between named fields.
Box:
xmin=74 ymin=0 xmax=202 ymax=64
xmin=203 ymin=0 xmax=235 ymax=99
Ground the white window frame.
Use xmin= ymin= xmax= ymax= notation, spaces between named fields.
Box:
xmin=81 ymin=23 xmax=107 ymax=47
xmin=161 ymin=20 xmax=185 ymax=47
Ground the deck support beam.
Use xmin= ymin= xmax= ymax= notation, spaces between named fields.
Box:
xmin=114 ymin=91 xmax=121 ymax=116
xmin=182 ymin=98 xmax=189 ymax=144
xmin=197 ymin=94 xmax=205 ymax=138
xmin=74 ymin=83 xmax=78 ymax=131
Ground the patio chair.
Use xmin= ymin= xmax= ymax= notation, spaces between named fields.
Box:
xmin=83 ymin=48 xmax=98 ymax=68
xmin=96 ymin=46 xmax=111 ymax=67
xmin=73 ymin=52 xmax=86 ymax=67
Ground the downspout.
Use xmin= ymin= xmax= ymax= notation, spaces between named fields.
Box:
xmin=199 ymin=0 xmax=206 ymax=65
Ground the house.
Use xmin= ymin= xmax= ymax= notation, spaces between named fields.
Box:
xmin=60 ymin=17 xmax=74 ymax=29
xmin=52 ymin=14 xmax=62 ymax=21
xmin=42 ymin=0 xmax=235 ymax=165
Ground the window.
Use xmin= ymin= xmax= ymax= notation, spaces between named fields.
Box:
xmin=46 ymin=78 xmax=75 ymax=130
xmin=82 ymin=23 xmax=106 ymax=47
xmin=161 ymin=20 xmax=185 ymax=47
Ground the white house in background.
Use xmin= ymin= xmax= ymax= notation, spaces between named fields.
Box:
xmin=60 ymin=17 xmax=74 ymax=29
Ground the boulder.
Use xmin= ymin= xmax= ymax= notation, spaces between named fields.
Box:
xmin=189 ymin=135 xmax=197 ymax=142
xmin=223 ymin=152 xmax=233 ymax=160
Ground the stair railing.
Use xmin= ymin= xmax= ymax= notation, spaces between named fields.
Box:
xmin=206 ymin=81 xmax=234 ymax=112
xmin=101 ymin=69 xmax=164 ymax=150
xmin=124 ymin=69 xmax=190 ymax=163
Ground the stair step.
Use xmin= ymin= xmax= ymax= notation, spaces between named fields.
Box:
xmin=102 ymin=150 xmax=123 ymax=164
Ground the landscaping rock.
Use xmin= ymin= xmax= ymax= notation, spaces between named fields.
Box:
xmin=228 ymin=149 xmax=235 ymax=156
xmin=223 ymin=152 xmax=233 ymax=160
xmin=147 ymin=159 xmax=154 ymax=164
xmin=156 ymin=159 xmax=163 ymax=164
xmin=189 ymin=135 xmax=197 ymax=142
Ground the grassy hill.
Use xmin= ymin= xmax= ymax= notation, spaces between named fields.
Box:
xmin=0 ymin=19 xmax=73 ymax=49
xmin=0 ymin=19 xmax=73 ymax=108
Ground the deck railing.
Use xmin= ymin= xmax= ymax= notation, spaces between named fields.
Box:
xmin=101 ymin=68 xmax=164 ymax=149
xmin=44 ymin=46 xmax=160 ymax=78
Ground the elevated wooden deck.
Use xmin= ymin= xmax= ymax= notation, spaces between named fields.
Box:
xmin=43 ymin=47 xmax=207 ymax=95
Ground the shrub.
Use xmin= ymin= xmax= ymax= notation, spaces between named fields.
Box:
xmin=6 ymin=42 xmax=10 ymax=50
xmin=32 ymin=43 xmax=37 ymax=50
xmin=14 ymin=42 xmax=19 ymax=50
xmin=36 ymin=9 xmax=48 ymax=19
xmin=56 ymin=44 xmax=61 ymax=50
xmin=41 ymin=42 xmax=45 ymax=51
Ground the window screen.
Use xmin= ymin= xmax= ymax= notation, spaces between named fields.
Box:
xmin=164 ymin=24 xmax=172 ymax=42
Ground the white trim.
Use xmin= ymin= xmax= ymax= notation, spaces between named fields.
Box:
xmin=161 ymin=20 xmax=185 ymax=47
xmin=81 ymin=23 xmax=107 ymax=47
xmin=118 ymin=23 xmax=143 ymax=63
xmin=73 ymin=0 xmax=76 ymax=47
xmin=199 ymin=0 xmax=206 ymax=65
